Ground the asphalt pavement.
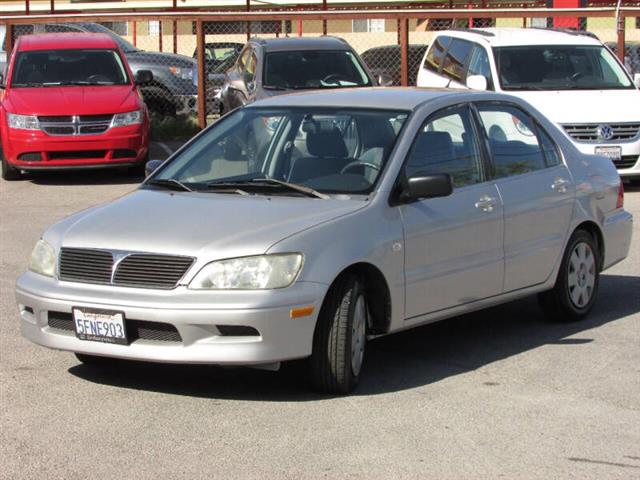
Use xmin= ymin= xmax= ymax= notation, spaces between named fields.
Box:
xmin=1 ymin=153 xmax=639 ymax=479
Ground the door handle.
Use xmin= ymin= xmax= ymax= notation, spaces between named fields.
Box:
xmin=475 ymin=195 xmax=497 ymax=212
xmin=552 ymin=178 xmax=570 ymax=193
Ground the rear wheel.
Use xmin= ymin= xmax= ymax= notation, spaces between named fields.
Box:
xmin=310 ymin=274 xmax=368 ymax=394
xmin=538 ymin=229 xmax=600 ymax=322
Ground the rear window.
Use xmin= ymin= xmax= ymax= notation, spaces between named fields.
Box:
xmin=11 ymin=49 xmax=129 ymax=87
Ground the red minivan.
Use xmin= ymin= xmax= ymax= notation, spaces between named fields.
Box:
xmin=0 ymin=33 xmax=150 ymax=180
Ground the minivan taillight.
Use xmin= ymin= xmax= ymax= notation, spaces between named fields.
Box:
xmin=616 ymin=180 xmax=624 ymax=209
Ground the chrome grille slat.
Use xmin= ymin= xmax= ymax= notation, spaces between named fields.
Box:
xmin=38 ymin=114 xmax=114 ymax=136
xmin=562 ymin=123 xmax=640 ymax=142
xmin=58 ymin=248 xmax=194 ymax=289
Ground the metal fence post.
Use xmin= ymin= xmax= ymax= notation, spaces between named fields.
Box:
xmin=616 ymin=7 xmax=625 ymax=63
xmin=196 ymin=20 xmax=207 ymax=130
xmin=5 ymin=24 xmax=13 ymax=60
xmin=159 ymin=21 xmax=163 ymax=52
xmin=50 ymin=0 xmax=54 ymax=13
xmin=399 ymin=17 xmax=409 ymax=87
xmin=25 ymin=0 xmax=30 ymax=15
xmin=322 ymin=0 xmax=327 ymax=35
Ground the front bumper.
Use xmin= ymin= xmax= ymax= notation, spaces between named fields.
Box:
xmin=2 ymin=124 xmax=148 ymax=171
xmin=573 ymin=141 xmax=640 ymax=179
xmin=16 ymin=272 xmax=326 ymax=366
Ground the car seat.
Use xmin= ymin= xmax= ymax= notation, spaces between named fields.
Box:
xmin=287 ymin=128 xmax=350 ymax=183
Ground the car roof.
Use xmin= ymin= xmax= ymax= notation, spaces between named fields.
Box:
xmin=17 ymin=33 xmax=119 ymax=51
xmin=248 ymin=86 xmax=506 ymax=110
xmin=250 ymin=36 xmax=351 ymax=52
xmin=438 ymin=27 xmax=603 ymax=47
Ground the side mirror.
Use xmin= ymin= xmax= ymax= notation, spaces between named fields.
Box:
xmin=145 ymin=159 xmax=164 ymax=177
xmin=402 ymin=173 xmax=453 ymax=202
xmin=466 ymin=75 xmax=487 ymax=91
xmin=377 ymin=73 xmax=394 ymax=87
xmin=135 ymin=70 xmax=153 ymax=85
xmin=634 ymin=73 xmax=640 ymax=88
xmin=0 ymin=73 xmax=4 ymax=89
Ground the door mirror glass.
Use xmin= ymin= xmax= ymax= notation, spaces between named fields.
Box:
xmin=466 ymin=74 xmax=487 ymax=91
xmin=0 ymin=73 xmax=4 ymax=88
xmin=135 ymin=70 xmax=153 ymax=85
xmin=404 ymin=173 xmax=453 ymax=200
xmin=634 ymin=73 xmax=640 ymax=88
xmin=377 ymin=73 xmax=394 ymax=87
xmin=145 ymin=159 xmax=164 ymax=177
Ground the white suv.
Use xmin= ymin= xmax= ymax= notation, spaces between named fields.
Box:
xmin=417 ymin=28 xmax=640 ymax=179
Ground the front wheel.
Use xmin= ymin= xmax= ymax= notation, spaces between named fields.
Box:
xmin=538 ymin=230 xmax=600 ymax=322
xmin=310 ymin=275 xmax=368 ymax=394
xmin=1 ymin=150 xmax=22 ymax=181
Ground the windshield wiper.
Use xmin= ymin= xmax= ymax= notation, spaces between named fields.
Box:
xmin=147 ymin=178 xmax=193 ymax=192
xmin=263 ymin=85 xmax=288 ymax=91
xmin=251 ymin=178 xmax=329 ymax=199
xmin=204 ymin=178 xmax=328 ymax=199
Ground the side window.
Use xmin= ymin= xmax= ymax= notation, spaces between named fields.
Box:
xmin=424 ymin=36 xmax=451 ymax=73
xmin=405 ymin=106 xmax=483 ymax=188
xmin=536 ymin=125 xmax=562 ymax=167
xmin=477 ymin=104 xmax=546 ymax=178
xmin=441 ymin=39 xmax=473 ymax=82
xmin=467 ymin=45 xmax=493 ymax=89
xmin=237 ymin=48 xmax=250 ymax=70
xmin=243 ymin=52 xmax=257 ymax=83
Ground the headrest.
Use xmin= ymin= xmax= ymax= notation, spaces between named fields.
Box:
xmin=306 ymin=128 xmax=348 ymax=158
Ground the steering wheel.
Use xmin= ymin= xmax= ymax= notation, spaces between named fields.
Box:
xmin=322 ymin=73 xmax=349 ymax=85
xmin=569 ymin=72 xmax=584 ymax=82
xmin=340 ymin=161 xmax=381 ymax=175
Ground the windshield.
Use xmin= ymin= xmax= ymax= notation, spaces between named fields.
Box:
xmin=263 ymin=50 xmax=372 ymax=89
xmin=11 ymin=49 xmax=130 ymax=87
xmin=150 ymin=107 xmax=408 ymax=195
xmin=76 ymin=23 xmax=138 ymax=53
xmin=495 ymin=45 xmax=634 ymax=91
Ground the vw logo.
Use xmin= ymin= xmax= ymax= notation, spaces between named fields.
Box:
xmin=597 ymin=124 xmax=615 ymax=141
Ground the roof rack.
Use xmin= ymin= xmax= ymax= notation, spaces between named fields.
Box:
xmin=450 ymin=28 xmax=495 ymax=37
xmin=530 ymin=27 xmax=600 ymax=41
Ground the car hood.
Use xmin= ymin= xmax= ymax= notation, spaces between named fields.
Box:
xmin=5 ymin=86 xmax=140 ymax=116
xmin=45 ymin=189 xmax=367 ymax=261
xmin=513 ymin=89 xmax=640 ymax=124
xmin=126 ymin=51 xmax=195 ymax=68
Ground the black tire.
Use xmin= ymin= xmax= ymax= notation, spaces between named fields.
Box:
xmin=310 ymin=274 xmax=368 ymax=394
xmin=1 ymin=150 xmax=22 ymax=181
xmin=538 ymin=229 xmax=600 ymax=322
xmin=74 ymin=353 xmax=113 ymax=366
xmin=128 ymin=152 xmax=149 ymax=178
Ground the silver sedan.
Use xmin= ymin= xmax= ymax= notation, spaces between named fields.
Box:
xmin=16 ymin=88 xmax=633 ymax=393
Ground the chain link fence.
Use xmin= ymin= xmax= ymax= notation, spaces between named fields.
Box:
xmin=3 ymin=5 xmax=638 ymax=136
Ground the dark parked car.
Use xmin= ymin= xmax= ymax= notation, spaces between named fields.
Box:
xmin=606 ymin=41 xmax=640 ymax=75
xmin=360 ymin=44 xmax=428 ymax=86
xmin=219 ymin=36 xmax=377 ymax=114
xmin=12 ymin=23 xmax=198 ymax=116
xmin=193 ymin=42 xmax=243 ymax=113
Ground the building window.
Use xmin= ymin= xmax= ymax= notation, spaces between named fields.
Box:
xmin=149 ymin=21 xmax=160 ymax=37
xmin=352 ymin=19 xmax=385 ymax=33
xmin=99 ymin=22 xmax=128 ymax=36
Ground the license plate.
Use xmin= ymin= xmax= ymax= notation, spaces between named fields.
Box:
xmin=595 ymin=146 xmax=622 ymax=162
xmin=73 ymin=307 xmax=127 ymax=345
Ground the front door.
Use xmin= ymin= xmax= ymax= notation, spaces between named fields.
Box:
xmin=400 ymin=105 xmax=504 ymax=319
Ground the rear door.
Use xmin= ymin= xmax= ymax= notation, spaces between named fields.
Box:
xmin=475 ymin=102 xmax=574 ymax=292
xmin=399 ymin=104 xmax=504 ymax=320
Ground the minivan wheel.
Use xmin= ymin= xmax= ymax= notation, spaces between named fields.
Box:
xmin=310 ymin=274 xmax=368 ymax=394
xmin=538 ymin=230 xmax=600 ymax=322
xmin=1 ymin=152 xmax=22 ymax=181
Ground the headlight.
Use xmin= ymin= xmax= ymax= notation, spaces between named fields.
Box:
xmin=8 ymin=113 xmax=39 ymax=131
xmin=169 ymin=66 xmax=194 ymax=81
xmin=189 ymin=254 xmax=303 ymax=290
xmin=29 ymin=240 xmax=56 ymax=278
xmin=111 ymin=110 xmax=143 ymax=128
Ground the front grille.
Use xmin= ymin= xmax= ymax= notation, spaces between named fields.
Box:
xmin=59 ymin=248 xmax=113 ymax=284
xmin=18 ymin=152 xmax=42 ymax=162
xmin=47 ymin=311 xmax=182 ymax=343
xmin=114 ymin=254 xmax=195 ymax=289
xmin=614 ymin=155 xmax=639 ymax=169
xmin=58 ymin=248 xmax=194 ymax=289
xmin=563 ymin=123 xmax=640 ymax=142
xmin=39 ymin=114 xmax=113 ymax=136
xmin=49 ymin=150 xmax=106 ymax=160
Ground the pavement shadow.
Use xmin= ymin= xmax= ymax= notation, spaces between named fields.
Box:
xmin=68 ymin=273 xmax=640 ymax=400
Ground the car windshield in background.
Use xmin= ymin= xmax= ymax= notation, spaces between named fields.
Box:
xmin=263 ymin=50 xmax=372 ymax=89
xmin=495 ymin=45 xmax=634 ymax=91
xmin=151 ymin=107 xmax=407 ymax=195
xmin=11 ymin=49 xmax=129 ymax=87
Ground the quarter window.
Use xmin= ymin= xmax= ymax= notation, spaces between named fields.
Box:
xmin=423 ymin=36 xmax=451 ymax=73
xmin=467 ymin=45 xmax=493 ymax=89
xmin=405 ymin=106 xmax=483 ymax=188
xmin=537 ymin=125 xmax=562 ymax=167
xmin=477 ymin=104 xmax=547 ymax=178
